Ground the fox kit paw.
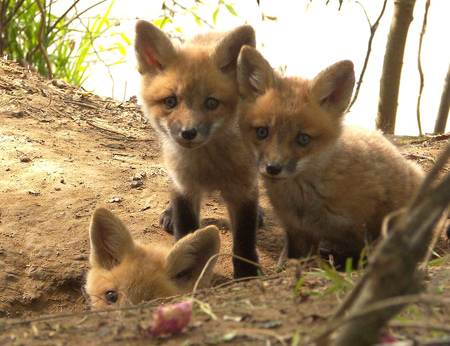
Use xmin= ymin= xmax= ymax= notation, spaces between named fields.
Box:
xmin=159 ymin=203 xmax=174 ymax=234
xmin=233 ymin=253 xmax=261 ymax=278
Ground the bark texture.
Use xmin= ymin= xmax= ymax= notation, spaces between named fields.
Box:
xmin=376 ymin=0 xmax=417 ymax=134
xmin=434 ymin=64 xmax=450 ymax=134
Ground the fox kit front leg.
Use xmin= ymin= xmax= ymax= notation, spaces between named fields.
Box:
xmin=167 ymin=191 xmax=201 ymax=241
xmin=277 ymin=229 xmax=319 ymax=268
xmin=222 ymin=186 xmax=260 ymax=278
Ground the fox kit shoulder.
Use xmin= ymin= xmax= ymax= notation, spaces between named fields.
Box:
xmin=237 ymin=46 xmax=425 ymax=263
xmin=85 ymin=207 xmax=220 ymax=309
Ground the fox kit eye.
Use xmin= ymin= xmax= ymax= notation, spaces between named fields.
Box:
xmin=296 ymin=133 xmax=311 ymax=147
xmin=256 ymin=127 xmax=269 ymax=140
xmin=164 ymin=96 xmax=177 ymax=109
xmin=105 ymin=290 xmax=118 ymax=304
xmin=205 ymin=98 xmax=219 ymax=110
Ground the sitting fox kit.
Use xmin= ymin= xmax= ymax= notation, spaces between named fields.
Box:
xmin=134 ymin=21 xmax=261 ymax=278
xmin=237 ymin=47 xmax=425 ymax=265
xmin=85 ymin=207 xmax=220 ymax=309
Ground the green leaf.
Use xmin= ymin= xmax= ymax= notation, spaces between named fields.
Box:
xmin=293 ymin=275 xmax=306 ymax=297
xmin=224 ymin=3 xmax=238 ymax=17
xmin=212 ymin=6 xmax=219 ymax=25
xmin=114 ymin=42 xmax=126 ymax=55
xmin=193 ymin=14 xmax=202 ymax=26
xmin=120 ymin=32 xmax=131 ymax=45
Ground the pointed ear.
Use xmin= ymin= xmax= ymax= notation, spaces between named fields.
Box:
xmin=237 ymin=45 xmax=274 ymax=97
xmin=214 ymin=25 xmax=256 ymax=73
xmin=310 ymin=60 xmax=355 ymax=115
xmin=166 ymin=226 xmax=220 ymax=289
xmin=89 ymin=207 xmax=135 ymax=270
xmin=134 ymin=20 xmax=177 ymax=75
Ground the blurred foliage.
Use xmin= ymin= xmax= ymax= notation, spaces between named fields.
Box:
xmin=0 ymin=0 xmax=238 ymax=87
xmin=0 ymin=0 xmax=129 ymax=85
xmin=152 ymin=0 xmax=239 ymax=37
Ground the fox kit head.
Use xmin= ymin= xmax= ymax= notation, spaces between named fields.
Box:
xmin=237 ymin=46 xmax=355 ymax=179
xmin=134 ymin=21 xmax=256 ymax=149
xmin=85 ymin=207 xmax=220 ymax=309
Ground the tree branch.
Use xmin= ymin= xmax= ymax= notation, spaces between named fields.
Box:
xmin=416 ymin=0 xmax=430 ymax=136
xmin=348 ymin=0 xmax=388 ymax=111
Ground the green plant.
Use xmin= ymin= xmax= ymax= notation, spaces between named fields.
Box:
xmin=1 ymin=0 xmax=129 ymax=86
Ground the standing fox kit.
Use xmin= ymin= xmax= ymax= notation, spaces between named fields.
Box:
xmin=237 ymin=46 xmax=425 ymax=265
xmin=85 ymin=207 xmax=220 ymax=309
xmin=134 ymin=21 xmax=261 ymax=278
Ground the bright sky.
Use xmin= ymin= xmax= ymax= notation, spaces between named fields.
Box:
xmin=80 ymin=0 xmax=450 ymax=135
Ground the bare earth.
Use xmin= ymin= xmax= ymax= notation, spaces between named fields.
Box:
xmin=0 ymin=59 xmax=449 ymax=345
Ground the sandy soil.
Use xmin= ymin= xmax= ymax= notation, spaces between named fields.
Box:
xmin=0 ymin=58 xmax=449 ymax=345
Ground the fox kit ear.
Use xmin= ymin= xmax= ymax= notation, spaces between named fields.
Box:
xmin=237 ymin=45 xmax=274 ymax=97
xmin=166 ymin=225 xmax=220 ymax=289
xmin=214 ymin=25 xmax=256 ymax=73
xmin=310 ymin=60 xmax=355 ymax=115
xmin=134 ymin=20 xmax=177 ymax=75
xmin=89 ymin=207 xmax=135 ymax=270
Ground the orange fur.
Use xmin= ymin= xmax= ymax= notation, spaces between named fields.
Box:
xmin=134 ymin=21 xmax=261 ymax=278
xmin=85 ymin=207 xmax=220 ymax=309
xmin=237 ymin=47 xmax=425 ymax=265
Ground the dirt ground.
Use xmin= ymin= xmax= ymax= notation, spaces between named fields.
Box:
xmin=0 ymin=58 xmax=449 ymax=345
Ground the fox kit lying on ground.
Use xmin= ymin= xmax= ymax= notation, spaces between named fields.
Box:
xmin=237 ymin=46 xmax=425 ymax=266
xmin=85 ymin=207 xmax=220 ymax=309
xmin=134 ymin=21 xmax=262 ymax=278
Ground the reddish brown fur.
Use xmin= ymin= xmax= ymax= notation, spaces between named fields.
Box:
xmin=134 ymin=21 xmax=261 ymax=278
xmin=237 ymin=47 xmax=425 ymax=265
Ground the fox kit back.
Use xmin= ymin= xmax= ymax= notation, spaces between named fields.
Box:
xmin=134 ymin=21 xmax=262 ymax=278
xmin=237 ymin=46 xmax=425 ymax=266
xmin=85 ymin=207 xmax=220 ymax=309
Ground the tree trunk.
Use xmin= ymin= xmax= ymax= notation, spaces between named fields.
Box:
xmin=376 ymin=0 xmax=417 ymax=134
xmin=434 ymin=64 xmax=450 ymax=134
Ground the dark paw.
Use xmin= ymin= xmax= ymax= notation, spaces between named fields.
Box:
xmin=159 ymin=203 xmax=174 ymax=234
xmin=258 ymin=206 xmax=265 ymax=228
xmin=233 ymin=254 xmax=261 ymax=278
xmin=319 ymin=242 xmax=361 ymax=270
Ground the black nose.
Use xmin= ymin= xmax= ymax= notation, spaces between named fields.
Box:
xmin=266 ymin=162 xmax=282 ymax=175
xmin=181 ymin=128 xmax=197 ymax=140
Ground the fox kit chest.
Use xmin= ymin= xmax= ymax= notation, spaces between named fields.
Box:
xmin=164 ymin=134 xmax=256 ymax=194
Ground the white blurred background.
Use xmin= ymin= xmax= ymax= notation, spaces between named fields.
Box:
xmin=73 ymin=0 xmax=449 ymax=135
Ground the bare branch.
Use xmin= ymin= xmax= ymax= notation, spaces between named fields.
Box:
xmin=416 ymin=0 xmax=430 ymax=136
xmin=348 ymin=0 xmax=388 ymax=110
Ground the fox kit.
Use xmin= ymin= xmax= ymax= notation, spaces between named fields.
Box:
xmin=237 ymin=46 xmax=425 ymax=266
xmin=134 ymin=21 xmax=262 ymax=278
xmin=85 ymin=207 xmax=220 ymax=309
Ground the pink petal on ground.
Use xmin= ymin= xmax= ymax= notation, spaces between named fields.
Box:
xmin=149 ymin=300 xmax=194 ymax=337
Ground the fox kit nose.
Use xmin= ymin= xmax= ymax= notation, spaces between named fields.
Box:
xmin=266 ymin=162 xmax=282 ymax=175
xmin=181 ymin=128 xmax=197 ymax=140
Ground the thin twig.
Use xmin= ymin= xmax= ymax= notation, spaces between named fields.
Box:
xmin=192 ymin=252 xmax=276 ymax=293
xmin=416 ymin=0 xmax=430 ymax=136
xmin=418 ymin=206 xmax=449 ymax=276
xmin=389 ymin=320 xmax=450 ymax=333
xmin=348 ymin=0 xmax=388 ymax=110
xmin=232 ymin=328 xmax=288 ymax=346
xmin=410 ymin=144 xmax=450 ymax=210
xmin=35 ymin=0 xmax=53 ymax=78
xmin=171 ymin=0 xmax=214 ymax=29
